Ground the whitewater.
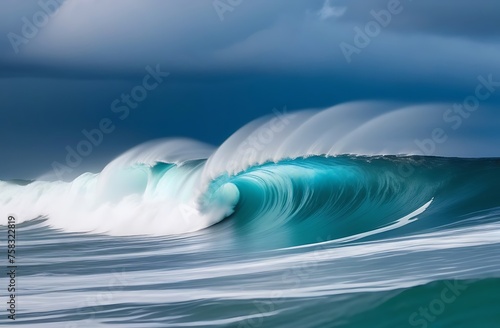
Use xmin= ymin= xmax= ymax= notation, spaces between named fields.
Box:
xmin=1 ymin=102 xmax=499 ymax=327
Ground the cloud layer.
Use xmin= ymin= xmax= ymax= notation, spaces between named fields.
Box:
xmin=1 ymin=0 xmax=499 ymax=179
xmin=2 ymin=0 xmax=500 ymax=80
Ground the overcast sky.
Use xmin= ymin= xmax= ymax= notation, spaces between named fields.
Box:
xmin=1 ymin=0 xmax=499 ymax=179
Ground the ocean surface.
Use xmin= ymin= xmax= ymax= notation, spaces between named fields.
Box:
xmin=1 ymin=155 xmax=500 ymax=327
xmin=1 ymin=105 xmax=500 ymax=327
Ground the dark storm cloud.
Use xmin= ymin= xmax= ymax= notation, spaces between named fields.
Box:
xmin=1 ymin=0 xmax=500 ymax=179
xmin=1 ymin=0 xmax=499 ymax=78
xmin=335 ymin=0 xmax=500 ymax=38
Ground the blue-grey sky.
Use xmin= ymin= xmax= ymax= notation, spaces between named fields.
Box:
xmin=1 ymin=0 xmax=499 ymax=179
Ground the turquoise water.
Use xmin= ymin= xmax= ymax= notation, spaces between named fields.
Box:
xmin=1 ymin=156 xmax=500 ymax=327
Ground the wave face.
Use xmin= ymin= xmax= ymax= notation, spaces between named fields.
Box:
xmin=2 ymin=155 xmax=499 ymax=244
xmin=1 ymin=103 xmax=500 ymax=327
xmin=218 ymin=156 xmax=500 ymax=248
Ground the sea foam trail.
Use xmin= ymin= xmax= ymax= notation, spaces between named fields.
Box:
xmin=202 ymin=101 xmax=500 ymax=180
xmin=0 ymin=139 xmax=224 ymax=235
xmin=1 ymin=102 xmax=499 ymax=237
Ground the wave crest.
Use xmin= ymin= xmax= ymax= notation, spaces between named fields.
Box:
xmin=1 ymin=102 xmax=499 ymax=239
